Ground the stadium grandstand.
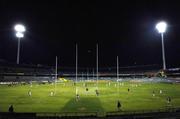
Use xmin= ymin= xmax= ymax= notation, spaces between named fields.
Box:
xmin=1 ymin=60 xmax=180 ymax=82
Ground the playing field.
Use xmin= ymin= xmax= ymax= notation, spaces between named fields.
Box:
xmin=0 ymin=79 xmax=180 ymax=113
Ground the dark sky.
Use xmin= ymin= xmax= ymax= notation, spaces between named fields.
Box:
xmin=0 ymin=0 xmax=180 ymax=68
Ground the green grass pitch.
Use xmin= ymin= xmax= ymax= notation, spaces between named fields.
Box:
xmin=0 ymin=80 xmax=180 ymax=113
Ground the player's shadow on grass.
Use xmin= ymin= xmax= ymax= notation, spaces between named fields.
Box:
xmin=61 ymin=97 xmax=104 ymax=112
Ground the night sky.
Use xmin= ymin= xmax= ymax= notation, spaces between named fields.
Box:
xmin=0 ymin=0 xmax=180 ymax=68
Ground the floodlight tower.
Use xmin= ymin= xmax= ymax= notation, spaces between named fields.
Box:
xmin=14 ymin=24 xmax=26 ymax=64
xmin=156 ymin=21 xmax=167 ymax=70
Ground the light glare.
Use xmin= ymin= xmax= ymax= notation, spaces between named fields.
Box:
xmin=14 ymin=24 xmax=26 ymax=32
xmin=156 ymin=21 xmax=167 ymax=33
xmin=16 ymin=32 xmax=24 ymax=38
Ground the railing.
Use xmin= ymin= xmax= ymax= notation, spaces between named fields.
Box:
xmin=0 ymin=107 xmax=180 ymax=118
xmin=37 ymin=111 xmax=98 ymax=117
xmin=36 ymin=107 xmax=180 ymax=117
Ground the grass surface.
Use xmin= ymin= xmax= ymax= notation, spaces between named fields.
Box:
xmin=0 ymin=80 xmax=180 ymax=113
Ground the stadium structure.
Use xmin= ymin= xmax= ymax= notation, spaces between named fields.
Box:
xmin=1 ymin=60 xmax=180 ymax=118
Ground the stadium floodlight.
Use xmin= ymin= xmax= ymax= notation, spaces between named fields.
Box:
xmin=14 ymin=24 xmax=26 ymax=33
xmin=16 ymin=32 xmax=24 ymax=38
xmin=156 ymin=21 xmax=167 ymax=33
xmin=155 ymin=21 xmax=167 ymax=70
xmin=14 ymin=24 xmax=26 ymax=64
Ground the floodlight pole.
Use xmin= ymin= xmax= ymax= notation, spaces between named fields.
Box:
xmin=16 ymin=38 xmax=21 ymax=64
xmin=161 ymin=33 xmax=166 ymax=70
xmin=75 ymin=44 xmax=78 ymax=95
xmin=15 ymin=24 xmax=25 ymax=64
xmin=96 ymin=44 xmax=98 ymax=89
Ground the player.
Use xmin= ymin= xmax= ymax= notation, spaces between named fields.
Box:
xmin=50 ymin=91 xmax=54 ymax=96
xmin=95 ymin=89 xmax=99 ymax=96
xmin=8 ymin=105 xmax=14 ymax=113
xmin=167 ymin=97 xmax=171 ymax=104
xmin=152 ymin=90 xmax=155 ymax=97
xmin=117 ymin=100 xmax=121 ymax=111
xmin=28 ymin=90 xmax=32 ymax=96
xmin=128 ymin=88 xmax=130 ymax=92
xmin=76 ymin=94 xmax=80 ymax=101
